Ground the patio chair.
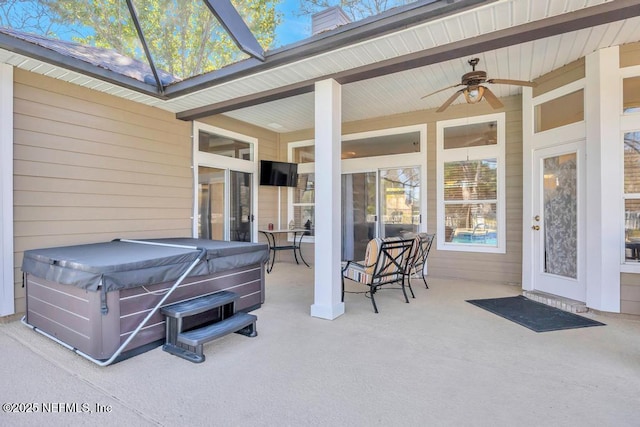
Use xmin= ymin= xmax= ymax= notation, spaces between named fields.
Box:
xmin=409 ymin=233 xmax=435 ymax=289
xmin=341 ymin=237 xmax=415 ymax=313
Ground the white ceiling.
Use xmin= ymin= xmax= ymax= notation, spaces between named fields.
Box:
xmin=1 ymin=0 xmax=639 ymax=133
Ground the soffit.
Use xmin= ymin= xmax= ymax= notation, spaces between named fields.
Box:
xmin=1 ymin=0 xmax=639 ymax=132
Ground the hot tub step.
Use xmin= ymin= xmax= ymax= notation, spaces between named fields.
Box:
xmin=178 ymin=312 xmax=257 ymax=347
xmin=161 ymin=290 xmax=238 ymax=318
xmin=162 ymin=292 xmax=257 ymax=363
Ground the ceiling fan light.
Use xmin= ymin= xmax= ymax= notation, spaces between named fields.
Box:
xmin=464 ymin=86 xmax=485 ymax=104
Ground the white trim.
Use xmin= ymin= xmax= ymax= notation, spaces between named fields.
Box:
xmin=0 ymin=63 xmax=14 ymax=317
xmin=436 ymin=112 xmax=506 ymax=254
xmin=192 ymin=122 xmax=259 ymax=242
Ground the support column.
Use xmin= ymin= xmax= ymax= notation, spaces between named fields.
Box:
xmin=585 ymin=47 xmax=621 ymax=312
xmin=310 ymin=79 xmax=345 ymax=320
xmin=0 ymin=63 xmax=14 ymax=317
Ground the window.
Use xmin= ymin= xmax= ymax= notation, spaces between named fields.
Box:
xmin=623 ymin=77 xmax=640 ymax=114
xmin=624 ymin=131 xmax=640 ymax=262
xmin=292 ymin=172 xmax=315 ymax=235
xmin=437 ymin=113 xmax=505 ymax=253
xmin=198 ymin=130 xmax=253 ymax=160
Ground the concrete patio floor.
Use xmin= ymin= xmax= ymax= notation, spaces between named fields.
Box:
xmin=1 ymin=260 xmax=640 ymax=426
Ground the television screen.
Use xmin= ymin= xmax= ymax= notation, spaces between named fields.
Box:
xmin=259 ymin=160 xmax=298 ymax=187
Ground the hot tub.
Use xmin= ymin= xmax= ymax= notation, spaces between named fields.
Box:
xmin=22 ymin=238 xmax=268 ymax=363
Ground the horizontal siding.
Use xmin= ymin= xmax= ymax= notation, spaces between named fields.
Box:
xmin=620 ymin=273 xmax=640 ymax=315
xmin=620 ymin=41 xmax=640 ymax=68
xmin=532 ymin=58 xmax=585 ymax=97
xmin=12 ymin=70 xmax=193 ymax=314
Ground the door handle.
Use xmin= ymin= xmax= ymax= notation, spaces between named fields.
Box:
xmin=532 ymin=225 xmax=540 ymax=231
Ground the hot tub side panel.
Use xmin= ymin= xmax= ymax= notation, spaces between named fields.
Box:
xmin=26 ymin=263 xmax=265 ymax=360
xmin=119 ymin=264 xmax=265 ymax=354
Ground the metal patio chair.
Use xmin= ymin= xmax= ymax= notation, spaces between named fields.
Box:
xmin=341 ymin=237 xmax=415 ymax=313
xmin=409 ymin=233 xmax=435 ymax=289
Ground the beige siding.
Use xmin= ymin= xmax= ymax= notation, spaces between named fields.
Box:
xmin=280 ymin=95 xmax=524 ymax=285
xmin=620 ymin=41 xmax=640 ymax=68
xmin=620 ymin=273 xmax=640 ymax=315
xmin=532 ymin=58 xmax=585 ymax=98
xmin=12 ymin=70 xmax=192 ymax=314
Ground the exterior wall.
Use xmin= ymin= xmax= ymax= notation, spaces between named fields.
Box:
xmin=12 ymin=70 xmax=192 ymax=315
xmin=281 ymin=95 xmax=524 ymax=285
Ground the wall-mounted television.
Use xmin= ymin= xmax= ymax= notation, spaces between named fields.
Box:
xmin=259 ymin=160 xmax=299 ymax=187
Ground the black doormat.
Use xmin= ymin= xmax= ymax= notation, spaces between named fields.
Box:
xmin=466 ymin=295 xmax=605 ymax=332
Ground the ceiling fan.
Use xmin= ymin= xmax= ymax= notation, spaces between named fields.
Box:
xmin=422 ymin=58 xmax=537 ymax=112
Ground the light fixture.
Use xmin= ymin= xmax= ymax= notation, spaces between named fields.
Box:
xmin=464 ymin=85 xmax=485 ymax=104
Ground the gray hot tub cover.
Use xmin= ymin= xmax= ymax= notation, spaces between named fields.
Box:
xmin=21 ymin=238 xmax=269 ymax=293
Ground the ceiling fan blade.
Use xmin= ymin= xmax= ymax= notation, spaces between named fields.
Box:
xmin=487 ymin=78 xmax=537 ymax=87
xmin=436 ymin=89 xmax=464 ymax=112
xmin=421 ymin=83 xmax=464 ymax=99
xmin=482 ymin=87 xmax=504 ymax=109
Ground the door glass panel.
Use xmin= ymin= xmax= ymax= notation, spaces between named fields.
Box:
xmin=198 ymin=166 xmax=225 ymax=240
xmin=230 ymin=171 xmax=252 ymax=242
xmin=342 ymin=172 xmax=376 ymax=261
xmin=543 ymin=154 xmax=577 ymax=278
xmin=379 ymin=167 xmax=420 ymax=238
xmin=293 ymin=173 xmax=315 ymax=234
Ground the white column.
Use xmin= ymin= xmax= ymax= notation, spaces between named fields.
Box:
xmin=310 ymin=79 xmax=345 ymax=320
xmin=585 ymin=47 xmax=621 ymax=312
xmin=0 ymin=63 xmax=14 ymax=316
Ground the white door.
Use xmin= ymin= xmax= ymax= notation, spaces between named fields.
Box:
xmin=532 ymin=142 xmax=586 ymax=301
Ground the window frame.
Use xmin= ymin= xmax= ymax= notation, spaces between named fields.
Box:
xmin=621 ymin=65 xmax=640 ymax=269
xmin=436 ymin=112 xmax=506 ymax=254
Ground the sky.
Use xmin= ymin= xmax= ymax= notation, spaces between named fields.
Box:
xmin=274 ymin=0 xmax=312 ymax=48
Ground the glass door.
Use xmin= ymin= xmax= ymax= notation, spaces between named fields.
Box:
xmin=379 ymin=167 xmax=421 ymax=238
xmin=341 ymin=167 xmax=421 ymax=260
xmin=342 ymin=172 xmax=376 ymax=261
xmin=230 ymin=171 xmax=253 ymax=242
xmin=532 ymin=143 xmax=585 ymax=301
xmin=198 ymin=167 xmax=225 ymax=240
xmin=198 ymin=167 xmax=254 ymax=241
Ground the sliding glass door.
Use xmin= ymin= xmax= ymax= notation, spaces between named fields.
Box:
xmin=379 ymin=167 xmax=421 ymax=238
xmin=198 ymin=167 xmax=253 ymax=241
xmin=342 ymin=167 xmax=421 ymax=260
xmin=342 ymin=172 xmax=376 ymax=261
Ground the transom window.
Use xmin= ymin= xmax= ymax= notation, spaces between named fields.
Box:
xmin=437 ymin=113 xmax=506 ymax=253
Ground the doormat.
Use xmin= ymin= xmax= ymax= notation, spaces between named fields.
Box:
xmin=466 ymin=295 xmax=605 ymax=332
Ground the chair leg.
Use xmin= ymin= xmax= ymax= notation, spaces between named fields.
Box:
xmin=341 ymin=276 xmax=345 ymax=302
xmin=369 ymin=286 xmax=379 ymax=313
xmin=400 ymin=279 xmax=409 ymax=303
xmin=421 ymin=274 xmax=429 ymax=289
xmin=406 ymin=276 xmax=415 ymax=299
